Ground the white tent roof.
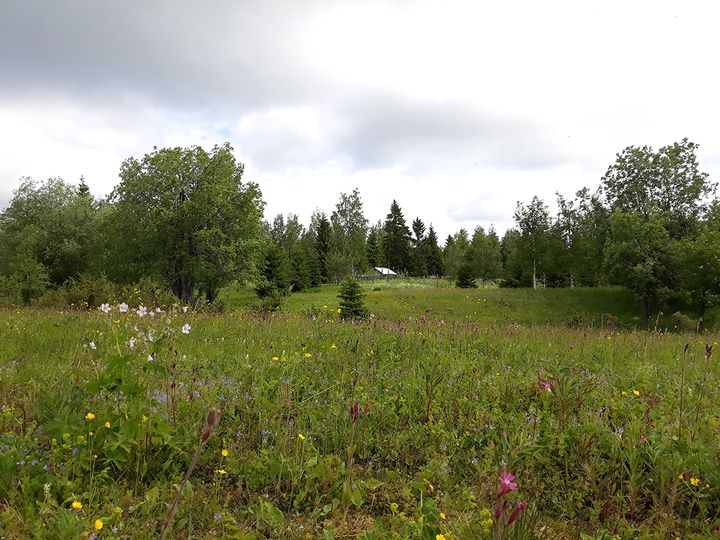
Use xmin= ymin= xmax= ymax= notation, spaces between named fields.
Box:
xmin=373 ymin=267 xmax=397 ymax=275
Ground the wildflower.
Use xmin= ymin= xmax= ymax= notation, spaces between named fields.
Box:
xmin=136 ymin=305 xmax=147 ymax=317
xmin=71 ymin=501 xmax=83 ymax=510
xmin=111 ymin=526 xmax=119 ymax=533
xmin=100 ymin=303 xmax=111 ymax=313
xmin=272 ymin=356 xmax=279 ymax=361
xmin=95 ymin=519 xmax=104 ymax=530
xmin=337 ymin=308 xmax=342 ymax=313
xmin=182 ymin=306 xmax=189 ymax=313
xmin=678 ymin=474 xmax=684 ymax=480
xmin=181 ymin=323 xmax=191 ymax=334
xmin=497 ymin=471 xmax=518 ymax=497
xmin=215 ymin=469 xmax=227 ymax=475
xmin=330 ymin=343 xmax=337 ymax=349
xmin=506 ymin=501 xmax=527 ymax=526
xmin=304 ymin=352 xmax=313 ymax=358
xmin=537 ymin=372 xmax=552 ymax=392
xmin=621 ymin=391 xmax=628 ymax=396
xmin=113 ymin=319 xmax=121 ymax=326
xmin=141 ymin=415 xmax=148 ymax=423
xmin=633 ymin=389 xmax=640 ymax=397
xmin=104 ymin=421 xmax=111 ymax=428
xmin=128 ymin=337 xmax=136 ymax=349
xmin=147 ymin=354 xmax=154 ymax=362
xmin=298 ymin=433 xmax=305 ymax=440
xmin=440 ymin=512 xmax=446 ymax=520
xmin=89 ymin=341 xmax=97 ymax=350
xmin=86 ymin=412 xmax=95 ymax=421
xmin=436 ymin=535 xmax=446 ymax=540
xmin=691 ymin=477 xmax=701 ymax=486
xmin=214 ymin=512 xmax=222 ymax=520
xmin=118 ymin=302 xmax=128 ymax=313
xmin=221 ymin=449 xmax=229 ymax=457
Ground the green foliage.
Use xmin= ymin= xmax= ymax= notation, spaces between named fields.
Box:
xmin=330 ymin=189 xmax=368 ymax=274
xmin=109 ymin=143 xmax=263 ymax=303
xmin=603 ymin=211 xmax=672 ymax=318
xmin=601 ymin=138 xmax=715 ymax=239
xmin=382 ymin=200 xmax=411 ymax=273
xmin=337 ymin=278 xmax=369 ymax=319
xmin=455 ymin=262 xmax=477 ymax=288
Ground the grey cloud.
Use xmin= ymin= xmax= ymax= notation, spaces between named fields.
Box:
xmin=331 ymin=96 xmax=581 ymax=173
xmin=0 ymin=0 xmax=325 ymax=110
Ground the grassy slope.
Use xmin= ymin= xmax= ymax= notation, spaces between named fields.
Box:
xmin=226 ymin=284 xmax=644 ymax=327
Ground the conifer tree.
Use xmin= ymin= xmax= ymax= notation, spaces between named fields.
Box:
xmin=338 ymin=278 xmax=369 ymax=320
xmin=382 ymin=200 xmax=411 ymax=273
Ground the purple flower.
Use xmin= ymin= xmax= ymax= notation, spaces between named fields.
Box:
xmin=73 ymin=447 xmax=78 ymax=454
xmin=506 ymin=501 xmax=527 ymax=526
xmin=214 ymin=513 xmax=222 ymax=520
xmin=497 ymin=471 xmax=518 ymax=497
xmin=111 ymin=526 xmax=119 ymax=533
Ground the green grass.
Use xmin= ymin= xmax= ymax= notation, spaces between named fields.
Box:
xmin=226 ymin=284 xmax=646 ymax=327
xmin=1 ymin=290 xmax=719 ymax=538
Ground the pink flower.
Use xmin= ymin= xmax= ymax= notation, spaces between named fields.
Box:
xmin=537 ymin=372 xmax=552 ymax=392
xmin=497 ymin=471 xmax=518 ymax=497
xmin=506 ymin=501 xmax=527 ymax=526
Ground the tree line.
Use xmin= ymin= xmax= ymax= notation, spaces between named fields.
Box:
xmin=0 ymin=139 xmax=718 ymax=320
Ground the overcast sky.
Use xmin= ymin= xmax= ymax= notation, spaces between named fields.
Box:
xmin=1 ymin=0 xmax=719 ymax=237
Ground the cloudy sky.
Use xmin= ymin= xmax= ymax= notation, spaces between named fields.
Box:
xmin=1 ymin=0 xmax=718 ymax=237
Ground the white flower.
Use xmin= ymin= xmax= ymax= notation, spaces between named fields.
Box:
xmin=155 ymin=307 xmax=164 ymax=313
xmin=182 ymin=306 xmax=189 ymax=313
xmin=181 ymin=323 xmax=191 ymax=335
xmin=118 ymin=302 xmax=129 ymax=313
xmin=136 ymin=305 xmax=147 ymax=317
xmin=147 ymin=354 xmax=154 ymax=362
xmin=89 ymin=341 xmax=97 ymax=350
xmin=128 ymin=337 xmax=136 ymax=349
xmin=100 ymin=303 xmax=111 ymax=314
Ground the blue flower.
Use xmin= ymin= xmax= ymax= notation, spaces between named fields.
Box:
xmin=214 ymin=513 xmax=222 ymax=520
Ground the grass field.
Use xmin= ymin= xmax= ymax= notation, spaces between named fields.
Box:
xmin=1 ymin=286 xmax=719 ymax=538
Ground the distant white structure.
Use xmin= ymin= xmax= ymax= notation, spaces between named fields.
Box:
xmin=373 ymin=267 xmax=397 ymax=277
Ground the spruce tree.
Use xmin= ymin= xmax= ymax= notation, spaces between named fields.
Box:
xmin=338 ymin=278 xmax=369 ymax=320
xmin=382 ymin=200 xmax=411 ymax=273
xmin=455 ymin=262 xmax=477 ymax=288
xmin=314 ymin=213 xmax=332 ymax=283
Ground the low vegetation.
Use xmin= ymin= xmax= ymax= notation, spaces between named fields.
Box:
xmin=1 ymin=287 xmax=719 ymax=538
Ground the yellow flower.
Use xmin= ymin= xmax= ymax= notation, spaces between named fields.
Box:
xmin=678 ymin=474 xmax=684 ymax=480
xmin=690 ymin=477 xmax=700 ymax=486
xmin=337 ymin=308 xmax=342 ymax=313
xmin=71 ymin=501 xmax=83 ymax=510
xmin=104 ymin=421 xmax=111 ymax=428
xmin=141 ymin=415 xmax=148 ymax=423
xmin=323 ymin=305 xmax=328 ymax=308
xmin=95 ymin=519 xmax=104 ymax=530
xmin=304 ymin=352 xmax=313 ymax=358
xmin=221 ymin=449 xmax=229 ymax=457
xmin=440 ymin=512 xmax=446 ymax=520
xmin=298 ymin=433 xmax=305 ymax=440
xmin=633 ymin=390 xmax=640 ymax=397
xmin=621 ymin=391 xmax=628 ymax=397
xmin=113 ymin=319 xmax=120 ymax=325
xmin=215 ymin=469 xmax=227 ymax=475
xmin=272 ymin=356 xmax=279 ymax=361
xmin=85 ymin=412 xmax=95 ymax=421
xmin=436 ymin=535 xmax=446 ymax=540
xmin=330 ymin=343 xmax=337 ymax=349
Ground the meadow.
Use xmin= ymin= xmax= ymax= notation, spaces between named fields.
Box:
xmin=0 ymin=285 xmax=719 ymax=539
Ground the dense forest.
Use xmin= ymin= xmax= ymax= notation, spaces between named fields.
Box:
xmin=0 ymin=139 xmax=718 ymax=322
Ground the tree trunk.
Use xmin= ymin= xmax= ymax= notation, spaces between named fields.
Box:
xmin=532 ymin=259 xmax=537 ymax=289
